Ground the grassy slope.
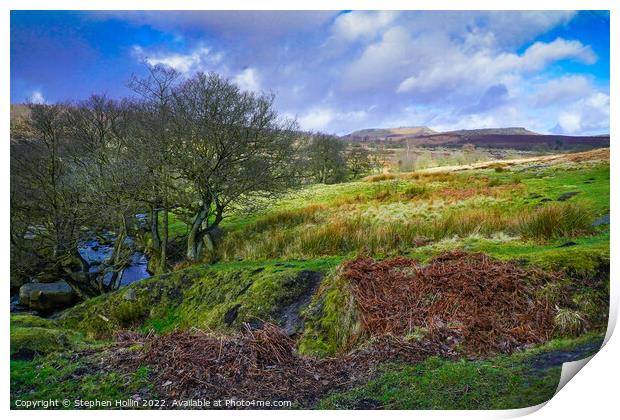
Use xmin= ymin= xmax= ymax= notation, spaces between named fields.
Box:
xmin=320 ymin=332 xmax=604 ymax=409
xmin=11 ymin=149 xmax=610 ymax=409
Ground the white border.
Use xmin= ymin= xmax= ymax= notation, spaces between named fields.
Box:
xmin=2 ymin=2 xmax=617 ymax=419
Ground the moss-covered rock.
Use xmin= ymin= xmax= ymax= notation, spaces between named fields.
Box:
xmin=11 ymin=313 xmax=58 ymax=329
xmin=298 ymin=272 xmax=363 ymax=357
xmin=57 ymin=259 xmax=335 ymax=338
xmin=11 ymin=327 xmax=69 ymax=359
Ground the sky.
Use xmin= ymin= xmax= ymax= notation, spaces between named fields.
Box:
xmin=10 ymin=10 xmax=610 ymax=135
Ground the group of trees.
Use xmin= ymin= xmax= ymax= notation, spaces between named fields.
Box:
xmin=305 ymin=133 xmax=382 ymax=184
xmin=11 ymin=66 xmax=301 ymax=297
xmin=11 ymin=65 xmax=380 ymax=298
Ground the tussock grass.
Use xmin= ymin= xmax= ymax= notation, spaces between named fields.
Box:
xmin=365 ymin=173 xmax=398 ymax=182
xmin=518 ymin=203 xmax=593 ymax=240
xmin=554 ymin=308 xmax=586 ymax=336
xmin=219 ymin=201 xmax=596 ymax=260
xmin=249 ymin=203 xmax=326 ymax=233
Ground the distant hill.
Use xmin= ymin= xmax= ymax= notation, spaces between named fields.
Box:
xmin=443 ymin=127 xmax=540 ymax=136
xmin=413 ymin=133 xmax=610 ymax=150
xmin=342 ymin=125 xmax=609 ymax=151
xmin=346 ymin=126 xmax=437 ymax=140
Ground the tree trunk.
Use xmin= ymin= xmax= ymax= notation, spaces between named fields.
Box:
xmin=187 ymin=206 xmax=209 ymax=261
xmin=159 ymin=207 xmax=168 ymax=273
xmin=187 ymin=202 xmax=224 ymax=262
xmin=150 ymin=206 xmax=161 ymax=251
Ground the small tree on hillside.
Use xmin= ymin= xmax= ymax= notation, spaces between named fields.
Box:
xmin=171 ymin=72 xmax=301 ymax=261
xmin=305 ymin=132 xmax=347 ymax=184
xmin=346 ymin=145 xmax=372 ymax=179
xmin=10 ymin=103 xmax=86 ymax=275
xmin=127 ymin=65 xmax=182 ymax=272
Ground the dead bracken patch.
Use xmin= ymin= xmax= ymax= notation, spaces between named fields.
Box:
xmin=121 ymin=323 xmax=447 ymax=408
xmin=343 ymin=251 xmax=557 ymax=356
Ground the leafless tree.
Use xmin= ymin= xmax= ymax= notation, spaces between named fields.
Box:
xmin=171 ymin=72 xmax=300 ymax=261
xmin=305 ymin=132 xmax=347 ymax=184
xmin=127 ymin=64 xmax=181 ymax=272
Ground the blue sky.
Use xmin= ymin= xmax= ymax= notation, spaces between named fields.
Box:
xmin=11 ymin=10 xmax=609 ymax=135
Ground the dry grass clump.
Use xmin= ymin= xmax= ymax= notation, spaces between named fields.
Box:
xmin=554 ymin=308 xmax=587 ymax=335
xmin=433 ymin=209 xmax=509 ymax=239
xmin=365 ymin=173 xmax=398 ymax=182
xmin=220 ymin=201 xmax=595 ymax=260
xmin=518 ymin=203 xmax=593 ymax=240
xmin=250 ymin=204 xmax=327 ymax=233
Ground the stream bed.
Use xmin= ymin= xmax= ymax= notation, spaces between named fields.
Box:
xmin=11 ymin=232 xmax=151 ymax=314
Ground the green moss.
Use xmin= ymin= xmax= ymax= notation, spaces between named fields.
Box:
xmin=11 ymin=354 xmax=153 ymax=409
xmin=11 ymin=327 xmax=69 ymax=358
xmin=10 ymin=314 xmax=95 ymax=359
xmin=298 ymin=272 xmax=362 ymax=357
xmin=59 ymin=258 xmax=339 ymax=337
xmin=11 ymin=313 xmax=57 ymax=329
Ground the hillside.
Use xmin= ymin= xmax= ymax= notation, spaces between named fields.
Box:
xmin=343 ymin=124 xmax=609 ymax=151
xmin=443 ymin=127 xmax=540 ymax=136
xmin=346 ymin=126 xmax=437 ymax=140
xmin=12 ymin=148 xmax=610 ymax=409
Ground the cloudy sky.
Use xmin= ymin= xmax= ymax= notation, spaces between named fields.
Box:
xmin=11 ymin=10 xmax=609 ymax=135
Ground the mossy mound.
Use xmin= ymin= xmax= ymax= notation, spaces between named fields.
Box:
xmin=11 ymin=313 xmax=58 ymax=329
xmin=10 ymin=315 xmax=70 ymax=359
xmin=58 ymin=260 xmax=335 ymax=338
xmin=298 ymin=272 xmax=363 ymax=357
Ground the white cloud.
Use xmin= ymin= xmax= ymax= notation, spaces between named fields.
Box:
xmin=132 ymin=45 xmax=221 ymax=74
xmin=520 ymin=38 xmax=595 ymax=70
xmin=555 ymin=92 xmax=609 ymax=134
xmin=298 ymin=107 xmax=368 ymax=132
xmin=557 ymin=113 xmax=582 ymax=134
xmin=233 ymin=68 xmax=261 ymax=93
xmin=28 ymin=90 xmax=45 ymax=104
xmin=534 ymin=75 xmax=592 ymax=106
xmin=396 ymin=38 xmax=596 ymax=96
xmin=331 ymin=11 xmax=400 ymax=42
xmin=122 ymin=11 xmax=604 ymax=136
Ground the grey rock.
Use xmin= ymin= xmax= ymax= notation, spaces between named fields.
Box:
xmin=592 ymin=214 xmax=610 ymax=227
xmin=279 ymin=271 xmax=323 ymax=336
xmin=557 ymin=191 xmax=580 ymax=201
xmin=19 ymin=281 xmax=78 ymax=313
xmin=123 ymin=289 xmax=137 ymax=301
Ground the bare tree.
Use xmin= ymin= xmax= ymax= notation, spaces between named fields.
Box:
xmin=171 ymin=72 xmax=300 ymax=261
xmin=305 ymin=132 xmax=347 ymax=184
xmin=346 ymin=145 xmax=372 ymax=179
xmin=127 ymin=64 xmax=181 ymax=272
xmin=11 ymin=104 xmax=84 ymax=270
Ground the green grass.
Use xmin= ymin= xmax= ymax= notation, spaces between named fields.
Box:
xmin=10 ymin=314 xmax=95 ymax=359
xmin=11 ymin=153 xmax=610 ymax=408
xmin=11 ymin=355 xmax=152 ymax=409
xmin=213 ymin=161 xmax=608 ymax=261
xmin=319 ymin=333 xmax=604 ymax=410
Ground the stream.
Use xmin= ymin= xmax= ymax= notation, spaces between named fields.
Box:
xmin=10 ymin=231 xmax=151 ymax=313
xmin=80 ymin=233 xmax=151 ymax=287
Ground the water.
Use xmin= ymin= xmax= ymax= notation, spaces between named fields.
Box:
xmin=11 ymin=229 xmax=151 ymax=314
xmin=78 ymin=233 xmax=151 ymax=287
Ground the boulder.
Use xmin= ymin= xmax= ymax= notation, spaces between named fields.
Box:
xmin=19 ymin=281 xmax=79 ymax=313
